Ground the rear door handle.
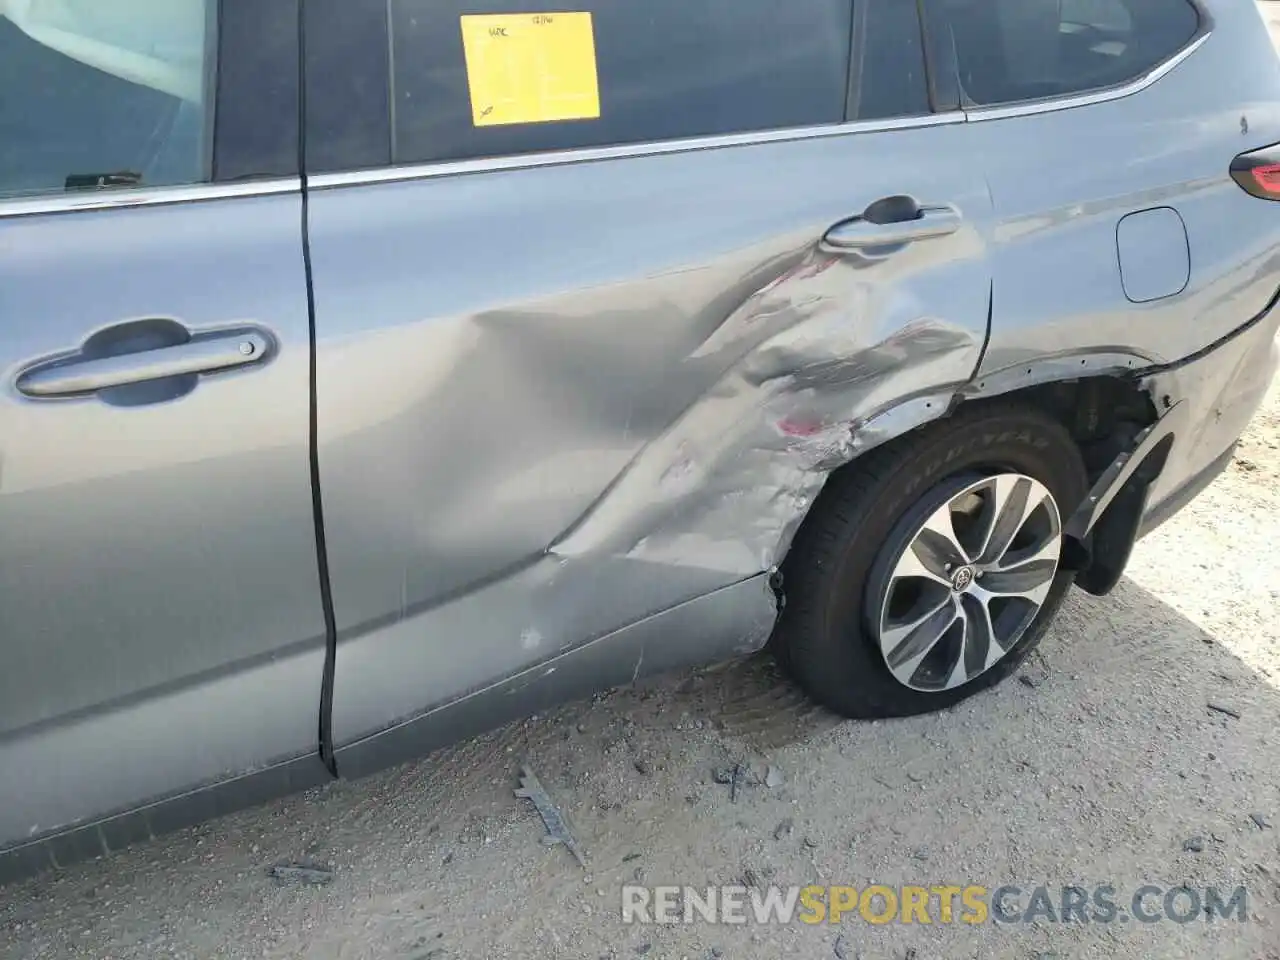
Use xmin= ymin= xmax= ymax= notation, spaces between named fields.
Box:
xmin=16 ymin=329 xmax=271 ymax=398
xmin=823 ymin=199 xmax=963 ymax=250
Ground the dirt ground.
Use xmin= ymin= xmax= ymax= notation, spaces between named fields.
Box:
xmin=1 ymin=366 xmax=1278 ymax=959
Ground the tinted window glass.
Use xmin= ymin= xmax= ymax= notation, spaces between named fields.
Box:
xmin=389 ymin=0 xmax=854 ymax=166
xmin=853 ymin=0 xmax=931 ymax=120
xmin=937 ymin=0 xmax=1199 ymax=106
xmin=0 ymin=2 xmax=215 ymax=199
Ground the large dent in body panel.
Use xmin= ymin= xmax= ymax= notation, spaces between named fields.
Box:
xmin=329 ymin=242 xmax=989 ymax=747
xmin=549 ymin=248 xmax=982 ymax=578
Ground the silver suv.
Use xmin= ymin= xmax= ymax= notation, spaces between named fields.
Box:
xmin=2 ymin=0 xmax=1279 ymax=881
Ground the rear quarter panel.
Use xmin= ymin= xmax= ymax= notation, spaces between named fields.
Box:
xmin=973 ymin=0 xmax=1280 ymax=376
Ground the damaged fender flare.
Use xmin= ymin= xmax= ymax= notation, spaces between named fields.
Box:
xmin=1063 ymin=399 xmax=1188 ymax=596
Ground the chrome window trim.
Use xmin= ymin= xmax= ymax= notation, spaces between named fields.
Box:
xmin=0 ymin=112 xmax=960 ymax=213
xmin=0 ymin=179 xmax=301 ymax=220
xmin=963 ymin=4 xmax=1212 ymax=123
xmin=308 ymin=111 xmax=965 ymax=190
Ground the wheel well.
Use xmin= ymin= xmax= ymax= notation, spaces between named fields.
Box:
xmin=772 ymin=375 xmax=1160 ymax=612
xmin=801 ymin=375 xmax=1159 ymax=521
xmin=939 ymin=376 xmax=1162 ymax=587
xmin=980 ymin=375 xmax=1159 ymax=486
xmin=772 ymin=374 xmax=1159 ymax=614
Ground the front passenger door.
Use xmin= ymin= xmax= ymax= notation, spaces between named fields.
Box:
xmin=0 ymin=0 xmax=328 ymax=864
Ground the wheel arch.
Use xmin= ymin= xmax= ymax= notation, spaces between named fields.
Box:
xmin=777 ymin=363 xmax=1164 ymax=600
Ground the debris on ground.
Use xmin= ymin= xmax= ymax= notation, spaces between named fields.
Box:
xmin=633 ymin=758 xmax=651 ymax=776
xmin=712 ymin=762 xmax=762 ymax=801
xmin=267 ymin=861 xmax=334 ymax=886
xmin=833 ymin=932 xmax=851 ymax=959
xmin=1250 ymin=813 xmax=1272 ymax=830
xmin=765 ymin=765 xmax=784 ymax=788
xmin=1183 ymin=836 xmax=1205 ymax=853
xmin=514 ymin=765 xmax=587 ymax=867
xmin=1207 ymin=702 xmax=1242 ymax=719
xmin=1019 ymin=672 xmax=1044 ymax=689
xmin=773 ymin=818 xmax=795 ymax=841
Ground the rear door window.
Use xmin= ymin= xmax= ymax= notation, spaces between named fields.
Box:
xmin=304 ymin=0 xmax=941 ymax=173
xmin=933 ymin=0 xmax=1200 ymax=106
xmin=388 ymin=0 xmax=856 ymax=166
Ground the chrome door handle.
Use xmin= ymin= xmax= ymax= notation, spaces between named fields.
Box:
xmin=16 ymin=330 xmax=271 ymax=398
xmin=823 ymin=204 xmax=963 ymax=250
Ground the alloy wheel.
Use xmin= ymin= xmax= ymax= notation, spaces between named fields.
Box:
xmin=871 ymin=473 xmax=1063 ymax=692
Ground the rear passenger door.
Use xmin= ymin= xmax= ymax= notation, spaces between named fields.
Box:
xmin=303 ymin=0 xmax=997 ymax=755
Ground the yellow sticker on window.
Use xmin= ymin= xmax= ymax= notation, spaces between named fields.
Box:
xmin=459 ymin=12 xmax=601 ymax=127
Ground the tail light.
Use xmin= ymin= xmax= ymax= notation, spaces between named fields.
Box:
xmin=1231 ymin=143 xmax=1280 ymax=200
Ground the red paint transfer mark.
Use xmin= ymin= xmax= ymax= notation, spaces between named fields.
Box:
xmin=777 ymin=416 xmax=825 ymax=438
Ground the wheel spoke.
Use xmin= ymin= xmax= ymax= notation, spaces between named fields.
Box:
xmin=958 ymin=592 xmax=997 ymax=678
xmin=970 ymin=583 xmax=1045 ymax=646
xmin=960 ymin=477 xmax=1001 ymax=561
xmin=993 ymin=532 xmax=1061 ymax=572
xmin=979 ymin=560 xmax=1057 ymax=597
xmin=910 ymin=618 xmax=964 ymax=691
xmin=976 ymin=475 xmax=1038 ymax=566
xmin=915 ymin=504 xmax=971 ymax=574
xmin=882 ymin=595 xmax=959 ymax=673
xmin=891 ymin=540 xmax=953 ymax=587
xmin=982 ymin=514 xmax=1061 ymax=599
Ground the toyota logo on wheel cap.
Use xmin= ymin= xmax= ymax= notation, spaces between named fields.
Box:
xmin=950 ymin=566 xmax=975 ymax=592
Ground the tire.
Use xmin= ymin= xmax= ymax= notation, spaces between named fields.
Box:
xmin=772 ymin=402 xmax=1088 ymax=719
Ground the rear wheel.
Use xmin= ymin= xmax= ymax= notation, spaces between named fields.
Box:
xmin=773 ymin=403 xmax=1088 ymax=718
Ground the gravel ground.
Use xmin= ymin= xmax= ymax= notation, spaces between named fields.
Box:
xmin=1 ymin=375 xmax=1278 ymax=960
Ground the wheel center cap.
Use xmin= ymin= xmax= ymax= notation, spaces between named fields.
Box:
xmin=950 ymin=565 xmax=975 ymax=592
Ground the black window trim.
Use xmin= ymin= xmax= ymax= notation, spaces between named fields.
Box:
xmin=212 ymin=0 xmax=303 ymax=183
xmin=843 ymin=0 xmax=870 ymax=121
xmin=918 ymin=0 xmax=963 ymax=112
xmin=924 ymin=0 xmax=1214 ymax=122
xmin=845 ymin=0 xmax=945 ymax=121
